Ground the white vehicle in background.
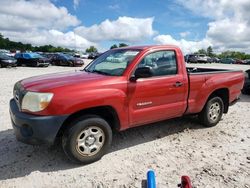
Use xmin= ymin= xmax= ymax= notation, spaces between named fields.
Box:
xmin=80 ymin=53 xmax=89 ymax=59
xmin=74 ymin=52 xmax=89 ymax=59
xmin=196 ymin=54 xmax=211 ymax=63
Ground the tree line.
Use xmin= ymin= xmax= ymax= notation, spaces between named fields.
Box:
xmin=0 ymin=33 xmax=73 ymax=52
xmin=194 ymin=46 xmax=250 ymax=60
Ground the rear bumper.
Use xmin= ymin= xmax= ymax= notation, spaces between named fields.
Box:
xmin=9 ymin=99 xmax=68 ymax=145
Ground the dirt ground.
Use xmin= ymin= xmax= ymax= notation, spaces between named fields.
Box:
xmin=0 ymin=63 xmax=249 ymax=188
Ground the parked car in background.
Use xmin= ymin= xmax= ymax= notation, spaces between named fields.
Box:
xmin=42 ymin=53 xmax=57 ymax=64
xmin=220 ymin=58 xmax=235 ymax=64
xmin=0 ymin=53 xmax=17 ymax=68
xmin=234 ymin=59 xmax=245 ymax=64
xmin=186 ymin=54 xmax=198 ymax=63
xmin=74 ymin=53 xmax=89 ymax=59
xmin=81 ymin=53 xmax=89 ymax=59
xmin=209 ymin=57 xmax=220 ymax=63
xmin=196 ymin=54 xmax=210 ymax=63
xmin=88 ymin=52 xmax=102 ymax=59
xmin=242 ymin=69 xmax=250 ymax=95
xmin=51 ymin=53 xmax=84 ymax=67
xmin=14 ymin=53 xmax=49 ymax=67
xmin=244 ymin=59 xmax=250 ymax=65
xmin=186 ymin=54 xmax=211 ymax=63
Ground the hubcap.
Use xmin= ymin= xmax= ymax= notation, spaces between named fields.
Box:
xmin=208 ymin=102 xmax=221 ymax=122
xmin=76 ymin=126 xmax=105 ymax=156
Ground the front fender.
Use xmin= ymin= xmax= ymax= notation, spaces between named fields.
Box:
xmin=47 ymin=88 xmax=129 ymax=129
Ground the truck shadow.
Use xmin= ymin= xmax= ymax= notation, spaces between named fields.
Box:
xmin=0 ymin=116 xmax=204 ymax=181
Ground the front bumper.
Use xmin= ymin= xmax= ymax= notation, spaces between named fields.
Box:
xmin=37 ymin=62 xmax=50 ymax=67
xmin=1 ymin=62 xmax=17 ymax=67
xmin=9 ymin=99 xmax=68 ymax=145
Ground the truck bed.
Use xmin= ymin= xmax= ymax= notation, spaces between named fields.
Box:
xmin=187 ymin=67 xmax=241 ymax=74
xmin=185 ymin=67 xmax=244 ymax=114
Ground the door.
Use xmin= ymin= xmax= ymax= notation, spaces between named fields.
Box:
xmin=128 ymin=50 xmax=187 ymax=127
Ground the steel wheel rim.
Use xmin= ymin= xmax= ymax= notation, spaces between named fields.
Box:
xmin=76 ymin=126 xmax=105 ymax=156
xmin=208 ymin=102 xmax=221 ymax=122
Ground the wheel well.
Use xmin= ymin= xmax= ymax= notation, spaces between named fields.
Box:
xmin=208 ymin=88 xmax=229 ymax=113
xmin=56 ymin=106 xmax=120 ymax=138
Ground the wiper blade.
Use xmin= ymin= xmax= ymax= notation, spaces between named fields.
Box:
xmin=83 ymin=68 xmax=91 ymax=72
xmin=91 ymin=70 xmax=111 ymax=75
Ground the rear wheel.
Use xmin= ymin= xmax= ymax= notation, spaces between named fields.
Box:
xmin=62 ymin=115 xmax=112 ymax=164
xmin=198 ymin=96 xmax=224 ymax=127
xmin=68 ymin=61 xmax=74 ymax=67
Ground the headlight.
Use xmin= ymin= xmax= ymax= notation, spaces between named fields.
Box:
xmin=22 ymin=92 xmax=53 ymax=112
xmin=2 ymin=60 xmax=10 ymax=63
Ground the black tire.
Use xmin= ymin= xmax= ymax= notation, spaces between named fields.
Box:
xmin=0 ymin=63 xmax=2 ymax=68
xmin=198 ymin=96 xmax=224 ymax=127
xmin=242 ymin=88 xmax=250 ymax=95
xmin=33 ymin=61 xmax=38 ymax=67
xmin=68 ymin=61 xmax=74 ymax=67
xmin=241 ymin=89 xmax=247 ymax=95
xmin=62 ymin=115 xmax=112 ymax=164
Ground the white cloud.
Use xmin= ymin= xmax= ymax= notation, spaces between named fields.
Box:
xmin=73 ymin=0 xmax=80 ymax=10
xmin=108 ymin=4 xmax=120 ymax=10
xmin=0 ymin=29 xmax=96 ymax=50
xmin=0 ymin=0 xmax=96 ymax=50
xmin=176 ymin=0 xmax=250 ymax=52
xmin=74 ymin=16 xmax=156 ymax=42
xmin=154 ymin=35 xmax=211 ymax=54
xmin=0 ymin=0 xmax=80 ymax=31
xmin=179 ymin=31 xmax=190 ymax=38
xmin=0 ymin=1 xmax=155 ymax=51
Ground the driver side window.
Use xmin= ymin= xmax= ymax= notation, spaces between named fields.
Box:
xmin=137 ymin=50 xmax=177 ymax=76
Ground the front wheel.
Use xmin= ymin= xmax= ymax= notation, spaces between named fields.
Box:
xmin=62 ymin=115 xmax=112 ymax=164
xmin=198 ymin=96 xmax=224 ymax=127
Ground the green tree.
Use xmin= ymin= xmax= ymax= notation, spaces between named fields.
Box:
xmin=110 ymin=44 xmax=118 ymax=49
xmin=86 ymin=46 xmax=98 ymax=53
xmin=195 ymin=49 xmax=207 ymax=55
xmin=207 ymin=46 xmax=213 ymax=57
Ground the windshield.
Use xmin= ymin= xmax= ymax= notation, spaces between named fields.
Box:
xmin=25 ymin=53 xmax=44 ymax=59
xmin=85 ymin=49 xmax=141 ymax=76
xmin=60 ymin=54 xmax=74 ymax=60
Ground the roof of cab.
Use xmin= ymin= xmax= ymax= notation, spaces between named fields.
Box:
xmin=114 ymin=45 xmax=179 ymax=51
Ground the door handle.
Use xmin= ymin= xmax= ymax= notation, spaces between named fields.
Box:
xmin=174 ymin=81 xmax=183 ymax=87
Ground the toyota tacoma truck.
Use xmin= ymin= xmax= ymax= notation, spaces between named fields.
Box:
xmin=10 ymin=45 xmax=244 ymax=164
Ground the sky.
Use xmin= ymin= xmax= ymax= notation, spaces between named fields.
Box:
xmin=0 ymin=0 xmax=249 ymax=54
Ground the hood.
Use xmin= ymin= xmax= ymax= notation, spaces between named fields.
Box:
xmin=20 ymin=70 xmax=109 ymax=92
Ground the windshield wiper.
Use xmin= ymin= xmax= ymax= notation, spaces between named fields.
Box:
xmin=91 ymin=70 xmax=111 ymax=76
xmin=83 ymin=68 xmax=91 ymax=72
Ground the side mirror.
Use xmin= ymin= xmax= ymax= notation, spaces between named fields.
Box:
xmin=130 ymin=67 xmax=153 ymax=81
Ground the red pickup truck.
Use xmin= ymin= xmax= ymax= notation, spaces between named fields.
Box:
xmin=10 ymin=45 xmax=244 ymax=163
